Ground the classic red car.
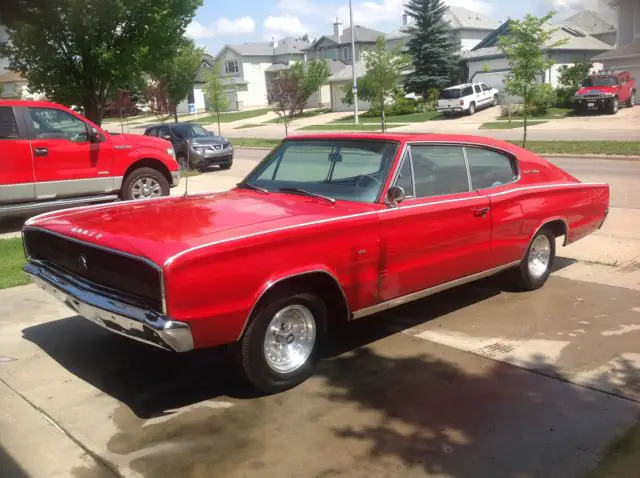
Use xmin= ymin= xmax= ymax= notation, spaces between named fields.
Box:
xmin=22 ymin=133 xmax=610 ymax=393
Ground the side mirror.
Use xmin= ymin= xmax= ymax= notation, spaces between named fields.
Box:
xmin=162 ymin=134 xmax=172 ymax=141
xmin=386 ymin=185 xmax=406 ymax=206
xmin=90 ymin=127 xmax=103 ymax=143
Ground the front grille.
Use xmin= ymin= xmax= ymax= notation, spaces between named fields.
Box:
xmin=575 ymin=93 xmax=612 ymax=100
xmin=24 ymin=229 xmax=163 ymax=312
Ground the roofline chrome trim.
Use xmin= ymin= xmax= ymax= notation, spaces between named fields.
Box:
xmin=237 ymin=269 xmax=350 ymax=340
xmin=164 ymin=181 xmax=608 ymax=266
xmin=352 ymin=260 xmax=521 ymax=320
xmin=23 ymin=226 xmax=167 ymax=315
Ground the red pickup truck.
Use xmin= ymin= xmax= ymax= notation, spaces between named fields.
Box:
xmin=0 ymin=100 xmax=180 ymax=219
xmin=573 ymin=70 xmax=637 ymax=114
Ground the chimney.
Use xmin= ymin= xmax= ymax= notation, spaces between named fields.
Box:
xmin=333 ymin=18 xmax=344 ymax=39
xmin=402 ymin=12 xmax=408 ymax=26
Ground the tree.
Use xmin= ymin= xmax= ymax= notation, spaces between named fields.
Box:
xmin=267 ymin=75 xmax=299 ymax=136
xmin=555 ymin=60 xmax=592 ymax=107
xmin=150 ymin=39 xmax=203 ymax=123
xmin=404 ymin=0 xmax=460 ymax=100
xmin=145 ymin=79 xmax=172 ymax=122
xmin=203 ymin=60 xmax=231 ymax=135
xmin=498 ymin=12 xmax=567 ymax=147
xmin=1 ymin=0 xmax=202 ymax=126
xmin=287 ymin=59 xmax=330 ymax=114
xmin=298 ymin=34 xmax=310 ymax=42
xmin=347 ymin=36 xmax=409 ymax=132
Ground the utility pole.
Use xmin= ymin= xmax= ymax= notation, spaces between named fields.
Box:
xmin=349 ymin=0 xmax=359 ymax=124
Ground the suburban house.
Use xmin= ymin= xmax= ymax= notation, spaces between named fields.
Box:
xmin=562 ymin=10 xmax=618 ymax=46
xmin=593 ymin=0 xmax=640 ymax=104
xmin=214 ymin=37 xmax=310 ymax=111
xmin=0 ymin=17 xmax=32 ymax=99
xmin=176 ymin=53 xmax=215 ymax=114
xmin=463 ymin=20 xmax=613 ymax=93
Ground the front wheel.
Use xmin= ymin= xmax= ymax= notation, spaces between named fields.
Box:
xmin=492 ymin=95 xmax=498 ymax=107
xmin=220 ymin=160 xmax=232 ymax=170
xmin=515 ymin=228 xmax=556 ymax=291
xmin=237 ymin=288 xmax=327 ymax=394
xmin=608 ymin=97 xmax=619 ymax=115
xmin=121 ymin=167 xmax=170 ymax=201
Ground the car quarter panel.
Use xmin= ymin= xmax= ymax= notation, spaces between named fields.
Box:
xmin=163 ymin=207 xmax=383 ymax=349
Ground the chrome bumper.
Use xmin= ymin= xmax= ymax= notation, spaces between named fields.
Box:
xmin=24 ymin=262 xmax=193 ymax=352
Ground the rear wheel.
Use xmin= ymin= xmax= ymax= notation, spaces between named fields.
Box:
xmin=237 ymin=287 xmax=327 ymax=394
xmin=468 ymin=102 xmax=476 ymax=115
xmin=514 ymin=228 xmax=556 ymax=291
xmin=627 ymin=92 xmax=636 ymax=108
xmin=121 ymin=167 xmax=170 ymax=201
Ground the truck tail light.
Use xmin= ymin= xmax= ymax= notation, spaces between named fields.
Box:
xmin=460 ymin=100 xmax=464 ymax=105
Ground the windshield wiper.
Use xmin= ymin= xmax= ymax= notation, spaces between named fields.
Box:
xmin=277 ymin=187 xmax=336 ymax=204
xmin=237 ymin=182 xmax=269 ymax=194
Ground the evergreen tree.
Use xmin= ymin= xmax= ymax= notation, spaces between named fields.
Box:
xmin=404 ymin=0 xmax=460 ymax=99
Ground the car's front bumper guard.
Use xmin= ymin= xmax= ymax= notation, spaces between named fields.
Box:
xmin=24 ymin=262 xmax=194 ymax=352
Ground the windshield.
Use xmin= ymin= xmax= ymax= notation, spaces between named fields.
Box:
xmin=583 ymin=77 xmax=618 ymax=87
xmin=172 ymin=124 xmax=212 ymax=138
xmin=440 ymin=89 xmax=462 ymax=99
xmin=243 ymin=140 xmax=400 ymax=203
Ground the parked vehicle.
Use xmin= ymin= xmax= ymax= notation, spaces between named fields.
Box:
xmin=0 ymin=100 xmax=180 ymax=219
xmin=573 ymin=70 xmax=637 ymax=115
xmin=23 ymin=133 xmax=609 ymax=394
xmin=437 ymin=82 xmax=499 ymax=116
xmin=144 ymin=123 xmax=234 ymax=171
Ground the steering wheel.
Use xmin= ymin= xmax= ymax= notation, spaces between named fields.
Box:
xmin=356 ymin=174 xmax=382 ymax=188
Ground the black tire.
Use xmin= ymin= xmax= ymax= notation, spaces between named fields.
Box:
xmin=220 ymin=160 xmax=232 ymax=170
xmin=492 ymin=95 xmax=498 ymax=107
xmin=237 ymin=287 xmax=327 ymax=394
xmin=515 ymin=227 xmax=556 ymax=291
xmin=468 ymin=102 xmax=476 ymax=115
xmin=608 ymin=97 xmax=619 ymax=115
xmin=627 ymin=92 xmax=636 ymax=108
xmin=120 ymin=167 xmax=170 ymax=201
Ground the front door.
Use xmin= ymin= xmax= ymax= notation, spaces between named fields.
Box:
xmin=379 ymin=144 xmax=492 ymax=301
xmin=26 ymin=106 xmax=114 ymax=200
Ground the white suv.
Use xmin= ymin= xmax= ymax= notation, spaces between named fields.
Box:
xmin=437 ymin=82 xmax=499 ymax=116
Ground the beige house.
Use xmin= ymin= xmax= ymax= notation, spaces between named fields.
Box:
xmin=594 ymin=0 xmax=640 ymax=104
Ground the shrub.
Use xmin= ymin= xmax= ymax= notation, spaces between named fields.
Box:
xmin=388 ymin=97 xmax=419 ymax=116
xmin=555 ymin=86 xmax=575 ymax=108
xmin=500 ymin=102 xmax=523 ymax=117
xmin=528 ymin=84 xmax=556 ymax=117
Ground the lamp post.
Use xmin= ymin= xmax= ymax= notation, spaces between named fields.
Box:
xmin=349 ymin=0 xmax=359 ymax=124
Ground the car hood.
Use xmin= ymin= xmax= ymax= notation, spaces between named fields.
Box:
xmin=189 ymin=136 xmax=229 ymax=145
xmin=576 ymin=86 xmax=618 ymax=95
xmin=110 ymin=132 xmax=170 ymax=150
xmin=29 ymin=189 xmax=373 ymax=268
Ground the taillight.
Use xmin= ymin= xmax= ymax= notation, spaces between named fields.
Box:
xmin=460 ymin=100 xmax=464 ymax=105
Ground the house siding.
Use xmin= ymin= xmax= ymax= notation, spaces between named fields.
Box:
xmin=238 ymin=57 xmax=273 ymax=109
xmin=619 ymin=0 xmax=635 ymax=45
xmin=460 ymin=29 xmax=494 ymax=52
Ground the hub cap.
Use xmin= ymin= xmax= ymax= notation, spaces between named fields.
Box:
xmin=263 ymin=304 xmax=316 ymax=374
xmin=131 ymin=177 xmax=161 ymax=199
xmin=528 ymin=234 xmax=551 ymax=279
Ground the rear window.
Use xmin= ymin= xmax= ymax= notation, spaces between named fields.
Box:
xmin=440 ymin=89 xmax=462 ymax=99
xmin=0 ymin=106 xmax=20 ymax=139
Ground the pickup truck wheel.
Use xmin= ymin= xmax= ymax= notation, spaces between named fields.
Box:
xmin=239 ymin=289 xmax=327 ymax=394
xmin=516 ymin=228 xmax=556 ymax=291
xmin=492 ymin=95 xmax=498 ymax=107
xmin=627 ymin=92 xmax=636 ymax=108
xmin=468 ymin=102 xmax=476 ymax=115
xmin=121 ymin=167 xmax=170 ymax=201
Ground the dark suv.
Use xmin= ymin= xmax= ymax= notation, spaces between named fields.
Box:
xmin=144 ymin=123 xmax=234 ymax=171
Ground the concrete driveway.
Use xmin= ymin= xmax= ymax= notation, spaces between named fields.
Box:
xmin=2 ymin=151 xmax=640 ymax=478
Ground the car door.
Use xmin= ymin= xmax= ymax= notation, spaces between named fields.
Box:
xmin=378 ymin=144 xmax=492 ymax=301
xmin=473 ymin=84 xmax=485 ymax=106
xmin=480 ymin=83 xmax=493 ymax=104
xmin=0 ymin=105 xmax=35 ymax=205
xmin=26 ymin=106 xmax=114 ymax=200
xmin=157 ymin=125 xmax=185 ymax=156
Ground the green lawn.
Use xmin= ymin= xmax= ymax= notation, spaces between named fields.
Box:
xmin=516 ymin=141 xmax=640 ymax=156
xmin=232 ymin=138 xmax=281 ymax=148
xmin=500 ymin=107 xmax=573 ymax=120
xmin=481 ymin=121 xmax=548 ymax=130
xmin=265 ymin=109 xmax=331 ymax=124
xmin=585 ymin=422 xmax=640 ymax=478
xmin=0 ymin=238 xmax=29 ymax=290
xmin=335 ymin=110 xmax=441 ymax=124
xmin=299 ymin=124 xmax=408 ymax=131
xmin=196 ymin=108 xmax=272 ymax=124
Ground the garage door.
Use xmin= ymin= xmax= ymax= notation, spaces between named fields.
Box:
xmin=330 ymin=83 xmax=371 ymax=113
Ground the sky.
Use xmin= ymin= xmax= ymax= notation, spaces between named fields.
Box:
xmin=186 ymin=0 xmax=615 ymax=54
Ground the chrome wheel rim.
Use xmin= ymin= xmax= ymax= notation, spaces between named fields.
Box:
xmin=528 ymin=234 xmax=551 ymax=279
xmin=263 ymin=304 xmax=316 ymax=374
xmin=131 ymin=177 xmax=161 ymax=199
xmin=613 ymin=99 xmax=619 ymax=112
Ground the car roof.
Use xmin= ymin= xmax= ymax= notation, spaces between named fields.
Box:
xmin=0 ymin=99 xmax=72 ymax=108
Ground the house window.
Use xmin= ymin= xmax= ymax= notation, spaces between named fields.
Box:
xmin=225 ymin=60 xmax=239 ymax=74
xmin=342 ymin=46 xmax=351 ymax=60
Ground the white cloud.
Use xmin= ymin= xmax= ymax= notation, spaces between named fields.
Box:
xmin=264 ymin=15 xmax=309 ymax=37
xmin=548 ymin=0 xmax=614 ymax=15
xmin=186 ymin=16 xmax=256 ymax=39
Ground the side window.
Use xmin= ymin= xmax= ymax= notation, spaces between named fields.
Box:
xmin=158 ymin=126 xmax=171 ymax=139
xmin=410 ymin=145 xmax=470 ymax=198
xmin=474 ymin=85 xmax=482 ymax=94
xmin=147 ymin=127 xmax=158 ymax=137
xmin=481 ymin=84 xmax=490 ymax=91
xmin=29 ymin=108 xmax=88 ymax=142
xmin=0 ymin=106 xmax=19 ymax=139
xmin=465 ymin=147 xmax=517 ymax=189
xmin=462 ymin=86 xmax=473 ymax=96
xmin=393 ymin=151 xmax=414 ymax=198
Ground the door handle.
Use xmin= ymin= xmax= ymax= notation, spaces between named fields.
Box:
xmin=34 ymin=147 xmax=48 ymax=157
xmin=473 ymin=207 xmax=490 ymax=217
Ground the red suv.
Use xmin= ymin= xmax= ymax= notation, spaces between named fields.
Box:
xmin=573 ymin=70 xmax=637 ymax=114
xmin=0 ymin=100 xmax=180 ymax=219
